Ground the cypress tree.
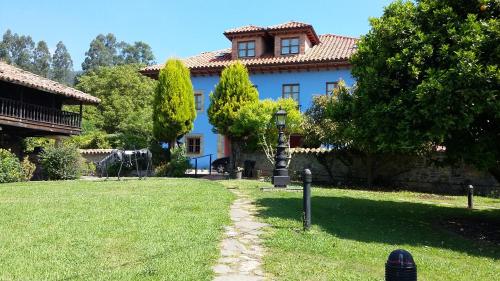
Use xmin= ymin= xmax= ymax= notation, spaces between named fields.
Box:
xmin=208 ymin=62 xmax=258 ymax=135
xmin=152 ymin=59 xmax=196 ymax=148
xmin=208 ymin=62 xmax=259 ymax=169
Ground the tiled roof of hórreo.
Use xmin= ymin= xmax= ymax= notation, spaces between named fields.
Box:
xmin=0 ymin=61 xmax=100 ymax=104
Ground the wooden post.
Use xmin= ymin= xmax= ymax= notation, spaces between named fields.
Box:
xmin=79 ymin=102 xmax=83 ymax=128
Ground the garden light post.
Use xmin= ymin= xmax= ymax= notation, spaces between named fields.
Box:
xmin=272 ymin=108 xmax=290 ymax=188
xmin=303 ymin=169 xmax=312 ymax=230
xmin=467 ymin=185 xmax=474 ymax=209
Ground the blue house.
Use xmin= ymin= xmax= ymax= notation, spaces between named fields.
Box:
xmin=141 ymin=21 xmax=358 ymax=168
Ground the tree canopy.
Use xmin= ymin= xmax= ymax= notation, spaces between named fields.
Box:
xmin=152 ymin=59 xmax=196 ymax=146
xmin=82 ymin=33 xmax=155 ymax=72
xmin=0 ymin=29 xmax=74 ymax=83
xmin=75 ymin=64 xmax=156 ymax=149
xmin=52 ymin=41 xmax=73 ymax=84
xmin=32 ymin=41 xmax=52 ymax=77
xmin=208 ymin=62 xmax=259 ymax=136
xmin=341 ymin=0 xmax=500 ymax=180
xmin=232 ymin=98 xmax=303 ymax=164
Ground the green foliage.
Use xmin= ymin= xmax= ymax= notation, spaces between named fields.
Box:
xmin=75 ymin=64 xmax=156 ymax=149
xmin=0 ymin=30 xmax=35 ymax=70
xmin=39 ymin=145 xmax=83 ymax=180
xmin=23 ymin=137 xmax=55 ymax=153
xmin=0 ymin=149 xmax=22 ymax=183
xmin=152 ymin=59 xmax=196 ymax=144
xmin=208 ymin=62 xmax=259 ymax=136
xmin=153 ymin=162 xmax=169 ymax=177
xmin=302 ymin=84 xmax=352 ymax=148
xmin=232 ymin=98 xmax=303 ymax=152
xmin=346 ymin=0 xmax=500 ymax=179
xmin=81 ymin=161 xmax=96 ymax=176
xmin=167 ymin=146 xmax=191 ymax=177
xmin=1 ymin=29 xmax=74 ymax=83
xmin=150 ymin=142 xmax=169 ymax=166
xmin=82 ymin=33 xmax=155 ymax=72
xmin=32 ymin=41 xmax=51 ymax=77
xmin=52 ymin=41 xmax=73 ymax=84
xmin=20 ymin=157 xmax=36 ymax=181
xmin=66 ymin=130 xmax=111 ymax=149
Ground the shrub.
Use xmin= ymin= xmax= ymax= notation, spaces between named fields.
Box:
xmin=154 ymin=146 xmax=190 ymax=177
xmin=166 ymin=146 xmax=191 ymax=177
xmin=154 ymin=162 xmax=168 ymax=177
xmin=0 ymin=149 xmax=22 ymax=183
xmin=20 ymin=157 xmax=36 ymax=181
xmin=39 ymin=145 xmax=83 ymax=180
xmin=81 ymin=161 xmax=96 ymax=176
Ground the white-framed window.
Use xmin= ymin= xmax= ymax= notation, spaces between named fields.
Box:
xmin=194 ymin=91 xmax=203 ymax=111
xmin=326 ymin=81 xmax=338 ymax=94
xmin=238 ymin=41 xmax=256 ymax=58
xmin=186 ymin=135 xmax=202 ymax=155
xmin=281 ymin=37 xmax=300 ymax=55
xmin=282 ymin=84 xmax=300 ymax=103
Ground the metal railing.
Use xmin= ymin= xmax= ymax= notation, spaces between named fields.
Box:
xmin=0 ymin=97 xmax=81 ymax=128
xmin=189 ymin=154 xmax=213 ymax=177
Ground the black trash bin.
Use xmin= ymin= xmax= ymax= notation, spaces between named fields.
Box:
xmin=385 ymin=249 xmax=417 ymax=281
xmin=243 ymin=160 xmax=256 ymax=178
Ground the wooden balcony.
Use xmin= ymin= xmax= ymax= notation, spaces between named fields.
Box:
xmin=0 ymin=97 xmax=81 ymax=135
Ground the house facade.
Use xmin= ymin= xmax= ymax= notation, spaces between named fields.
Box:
xmin=141 ymin=22 xmax=358 ymax=168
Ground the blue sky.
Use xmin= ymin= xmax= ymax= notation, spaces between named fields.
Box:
xmin=0 ymin=0 xmax=393 ymax=70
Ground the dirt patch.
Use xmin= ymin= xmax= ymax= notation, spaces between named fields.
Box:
xmin=440 ymin=217 xmax=500 ymax=245
xmin=418 ymin=193 xmax=454 ymax=200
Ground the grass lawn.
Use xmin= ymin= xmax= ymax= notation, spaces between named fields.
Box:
xmin=0 ymin=178 xmax=234 ymax=281
xmin=228 ymin=180 xmax=500 ymax=281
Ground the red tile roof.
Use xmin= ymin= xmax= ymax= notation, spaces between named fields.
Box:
xmin=224 ymin=21 xmax=320 ymax=43
xmin=0 ymin=61 xmax=100 ymax=104
xmin=267 ymin=21 xmax=312 ymax=30
xmin=142 ymin=34 xmax=358 ymax=75
xmin=224 ymin=25 xmax=265 ymax=34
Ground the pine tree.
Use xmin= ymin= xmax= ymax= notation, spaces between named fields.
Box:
xmin=52 ymin=41 xmax=73 ymax=84
xmin=152 ymin=59 xmax=196 ymax=148
xmin=32 ymin=41 xmax=51 ymax=77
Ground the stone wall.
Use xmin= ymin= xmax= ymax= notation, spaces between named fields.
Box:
xmin=241 ymin=151 xmax=500 ymax=197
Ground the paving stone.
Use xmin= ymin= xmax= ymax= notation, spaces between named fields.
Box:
xmin=213 ymin=189 xmax=267 ymax=280
xmin=213 ymin=264 xmax=233 ymax=274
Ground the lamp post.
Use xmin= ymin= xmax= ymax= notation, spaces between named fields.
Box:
xmin=272 ymin=107 xmax=290 ymax=188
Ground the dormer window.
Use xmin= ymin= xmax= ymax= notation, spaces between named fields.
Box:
xmin=281 ymin=37 xmax=300 ymax=55
xmin=238 ymin=41 xmax=255 ymax=58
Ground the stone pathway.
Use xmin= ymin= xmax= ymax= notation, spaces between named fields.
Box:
xmin=213 ymin=188 xmax=268 ymax=281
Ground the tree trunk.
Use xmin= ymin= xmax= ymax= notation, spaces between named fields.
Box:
xmin=229 ymin=137 xmax=241 ymax=172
